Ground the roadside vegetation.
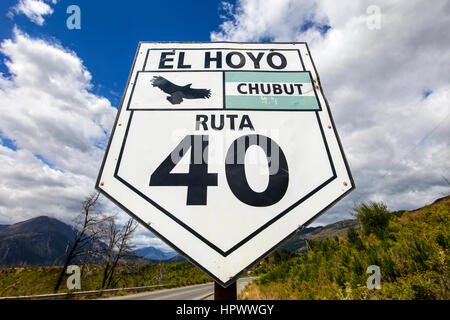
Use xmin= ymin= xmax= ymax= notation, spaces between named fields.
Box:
xmin=0 ymin=262 xmax=211 ymax=297
xmin=240 ymin=196 xmax=449 ymax=300
xmin=0 ymin=193 xmax=209 ymax=298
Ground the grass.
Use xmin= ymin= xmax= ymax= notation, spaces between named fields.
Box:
xmin=0 ymin=262 xmax=211 ymax=298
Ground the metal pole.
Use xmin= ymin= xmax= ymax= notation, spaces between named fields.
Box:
xmin=214 ymin=281 xmax=237 ymax=300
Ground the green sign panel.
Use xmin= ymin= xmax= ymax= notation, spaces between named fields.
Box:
xmin=224 ymin=71 xmax=320 ymax=111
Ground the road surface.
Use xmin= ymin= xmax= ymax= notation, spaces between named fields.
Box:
xmin=102 ymin=277 xmax=257 ymax=300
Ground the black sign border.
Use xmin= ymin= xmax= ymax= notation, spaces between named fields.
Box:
xmin=96 ymin=42 xmax=355 ymax=288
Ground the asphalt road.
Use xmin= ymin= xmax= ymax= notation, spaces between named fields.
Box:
xmin=102 ymin=277 xmax=257 ymax=300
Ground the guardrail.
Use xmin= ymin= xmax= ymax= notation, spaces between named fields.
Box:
xmin=0 ymin=284 xmax=167 ymax=300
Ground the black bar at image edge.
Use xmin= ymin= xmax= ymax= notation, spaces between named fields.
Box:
xmin=0 ymin=300 xmax=445 ymax=318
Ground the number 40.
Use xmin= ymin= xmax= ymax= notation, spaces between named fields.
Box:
xmin=150 ymin=134 xmax=289 ymax=207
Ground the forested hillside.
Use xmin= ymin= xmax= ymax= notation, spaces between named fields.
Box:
xmin=241 ymin=197 xmax=449 ymax=300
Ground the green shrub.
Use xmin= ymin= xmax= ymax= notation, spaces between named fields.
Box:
xmin=352 ymin=202 xmax=392 ymax=239
xmin=239 ymin=197 xmax=450 ymax=300
xmin=347 ymin=226 xmax=365 ymax=250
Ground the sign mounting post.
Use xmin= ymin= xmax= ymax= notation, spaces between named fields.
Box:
xmin=96 ymin=42 xmax=354 ymax=287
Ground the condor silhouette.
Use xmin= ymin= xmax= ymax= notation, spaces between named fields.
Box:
xmin=150 ymin=76 xmax=211 ymax=105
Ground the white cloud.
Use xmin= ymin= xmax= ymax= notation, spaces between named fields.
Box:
xmin=0 ymin=28 xmax=169 ymax=250
xmin=9 ymin=0 xmax=58 ymax=26
xmin=211 ymin=0 xmax=450 ymax=224
xmin=212 ymin=0 xmax=326 ymax=42
xmin=0 ymin=144 xmax=88 ymax=222
xmin=0 ymin=28 xmax=116 ymax=225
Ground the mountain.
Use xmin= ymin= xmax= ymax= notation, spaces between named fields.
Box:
xmin=145 ymin=221 xmax=359 ymax=264
xmin=0 ymin=215 xmax=181 ymax=267
xmin=279 ymin=219 xmax=359 ymax=253
xmin=0 ymin=214 xmax=357 ymax=267
xmin=0 ymin=216 xmax=77 ymax=267
xmin=133 ymin=246 xmax=178 ymax=261
xmin=166 ymin=254 xmax=187 ymax=263
xmin=301 ymin=219 xmax=360 ymax=240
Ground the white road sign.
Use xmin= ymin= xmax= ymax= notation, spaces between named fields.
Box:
xmin=96 ymin=42 xmax=354 ymax=287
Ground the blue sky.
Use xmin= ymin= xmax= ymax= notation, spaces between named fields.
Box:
xmin=0 ymin=0 xmax=230 ymax=106
xmin=0 ymin=0 xmax=448 ymax=251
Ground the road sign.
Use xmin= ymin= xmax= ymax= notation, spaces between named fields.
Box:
xmin=96 ymin=42 xmax=354 ymax=287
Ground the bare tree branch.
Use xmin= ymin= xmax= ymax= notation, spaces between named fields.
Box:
xmin=99 ymin=217 xmax=138 ymax=289
xmin=54 ymin=192 xmax=106 ymax=293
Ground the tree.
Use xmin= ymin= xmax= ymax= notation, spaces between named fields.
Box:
xmin=100 ymin=217 xmax=138 ymax=289
xmin=352 ymin=201 xmax=392 ymax=239
xmin=54 ymin=192 xmax=106 ymax=293
xmin=346 ymin=226 xmax=365 ymax=250
xmin=154 ymin=251 xmax=167 ymax=284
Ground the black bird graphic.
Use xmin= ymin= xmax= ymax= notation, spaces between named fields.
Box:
xmin=150 ymin=76 xmax=211 ymax=105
